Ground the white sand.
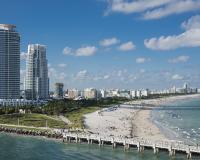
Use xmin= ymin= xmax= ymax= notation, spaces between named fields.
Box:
xmin=84 ymin=108 xmax=135 ymax=138
xmin=84 ymin=94 xmax=200 ymax=141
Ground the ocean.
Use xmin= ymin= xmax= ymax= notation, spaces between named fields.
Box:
xmin=0 ymin=98 xmax=200 ymax=160
xmin=152 ymin=97 xmax=200 ymax=145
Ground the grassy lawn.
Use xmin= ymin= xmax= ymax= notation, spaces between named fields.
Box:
xmin=65 ymin=106 xmax=101 ymax=129
xmin=0 ymin=113 xmax=67 ymax=129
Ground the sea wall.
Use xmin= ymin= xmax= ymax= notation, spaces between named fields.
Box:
xmin=0 ymin=126 xmax=63 ymax=139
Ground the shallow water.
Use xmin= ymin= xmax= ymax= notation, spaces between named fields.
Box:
xmin=152 ymin=98 xmax=200 ymax=145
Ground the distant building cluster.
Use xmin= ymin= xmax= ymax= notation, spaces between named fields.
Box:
xmin=49 ymin=83 xmax=198 ymax=101
xmin=150 ymin=83 xmax=198 ymax=95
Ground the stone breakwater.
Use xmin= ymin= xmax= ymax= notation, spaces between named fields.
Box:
xmin=0 ymin=126 xmax=63 ymax=139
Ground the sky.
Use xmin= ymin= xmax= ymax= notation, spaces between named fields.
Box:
xmin=0 ymin=0 xmax=200 ymax=90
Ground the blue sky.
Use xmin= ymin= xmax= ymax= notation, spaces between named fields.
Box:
xmin=1 ymin=0 xmax=200 ymax=90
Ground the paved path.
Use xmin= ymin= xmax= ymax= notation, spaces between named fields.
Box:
xmin=59 ymin=115 xmax=72 ymax=125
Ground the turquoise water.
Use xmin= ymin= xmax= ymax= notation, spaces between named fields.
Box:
xmin=152 ymin=97 xmax=200 ymax=145
xmin=0 ymin=98 xmax=200 ymax=160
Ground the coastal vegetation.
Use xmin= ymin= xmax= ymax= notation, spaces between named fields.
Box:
xmin=0 ymin=113 xmax=66 ymax=128
xmin=0 ymin=97 xmax=128 ymax=129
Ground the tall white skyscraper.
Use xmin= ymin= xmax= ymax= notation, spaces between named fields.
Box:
xmin=25 ymin=44 xmax=49 ymax=100
xmin=0 ymin=24 xmax=20 ymax=99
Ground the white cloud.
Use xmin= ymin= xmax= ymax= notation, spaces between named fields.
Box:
xmin=136 ymin=57 xmax=151 ymax=64
xmin=63 ymin=46 xmax=97 ymax=56
xmin=63 ymin=47 xmax=73 ymax=55
xmin=144 ymin=29 xmax=200 ymax=50
xmin=104 ymin=0 xmax=200 ymax=20
xmin=92 ymin=76 xmax=101 ymax=81
xmin=20 ymin=52 xmax=27 ymax=60
xmin=181 ymin=15 xmax=200 ymax=30
xmin=92 ymin=74 xmax=111 ymax=81
xmin=75 ymin=70 xmax=89 ymax=79
xmin=114 ymin=69 xmax=127 ymax=77
xmin=118 ymin=41 xmax=136 ymax=51
xmin=168 ymin=55 xmax=190 ymax=63
xmin=143 ymin=0 xmax=200 ymax=20
xmin=48 ymin=67 xmax=57 ymax=78
xmin=139 ymin=69 xmax=146 ymax=73
xmin=117 ymin=70 xmax=123 ymax=77
xmin=76 ymin=46 xmax=97 ymax=56
xmin=48 ymin=67 xmax=67 ymax=85
xmin=100 ymin=37 xmax=120 ymax=47
xmin=106 ymin=0 xmax=173 ymax=14
xmin=59 ymin=72 xmax=67 ymax=80
xmin=172 ymin=74 xmax=184 ymax=80
xmin=58 ymin=63 xmax=67 ymax=67
xmin=103 ymin=75 xmax=110 ymax=79
xmin=144 ymin=15 xmax=200 ymax=50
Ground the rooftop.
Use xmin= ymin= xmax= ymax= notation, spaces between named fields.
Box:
xmin=0 ymin=24 xmax=16 ymax=30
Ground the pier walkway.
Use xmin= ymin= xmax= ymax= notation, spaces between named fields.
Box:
xmin=63 ymin=132 xmax=200 ymax=159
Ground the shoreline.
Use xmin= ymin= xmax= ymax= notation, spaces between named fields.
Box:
xmin=129 ymin=94 xmax=200 ymax=142
xmin=84 ymin=94 xmax=200 ymax=142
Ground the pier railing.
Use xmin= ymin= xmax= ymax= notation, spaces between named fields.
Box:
xmin=62 ymin=132 xmax=200 ymax=159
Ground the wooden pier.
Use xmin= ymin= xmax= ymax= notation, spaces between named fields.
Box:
xmin=63 ymin=132 xmax=200 ymax=159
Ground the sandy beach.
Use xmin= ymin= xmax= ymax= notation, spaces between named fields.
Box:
xmin=84 ymin=94 xmax=200 ymax=142
xmin=84 ymin=107 xmax=135 ymax=138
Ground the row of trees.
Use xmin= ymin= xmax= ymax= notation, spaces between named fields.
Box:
xmin=0 ymin=97 xmax=129 ymax=115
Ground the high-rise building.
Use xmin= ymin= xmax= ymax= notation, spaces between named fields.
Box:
xmin=100 ymin=89 xmax=106 ymax=98
xmin=84 ymin=88 xmax=97 ymax=99
xmin=183 ymin=83 xmax=189 ymax=94
xmin=183 ymin=83 xmax=188 ymax=89
xmin=25 ymin=44 xmax=49 ymax=100
xmin=54 ymin=83 xmax=64 ymax=99
xmin=68 ymin=89 xmax=80 ymax=99
xmin=131 ymin=90 xmax=137 ymax=98
xmin=0 ymin=24 xmax=20 ymax=99
xmin=136 ymin=90 xmax=142 ymax=98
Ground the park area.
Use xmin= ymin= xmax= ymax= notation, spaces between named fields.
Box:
xmin=0 ymin=113 xmax=66 ymax=129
